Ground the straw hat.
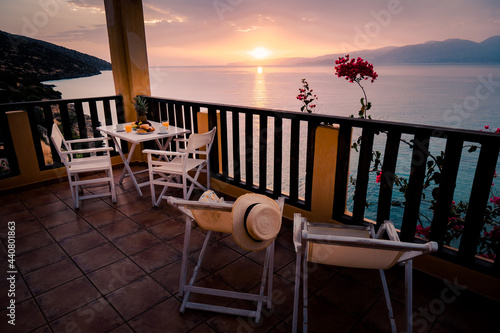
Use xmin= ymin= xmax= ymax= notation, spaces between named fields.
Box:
xmin=232 ymin=193 xmax=282 ymax=251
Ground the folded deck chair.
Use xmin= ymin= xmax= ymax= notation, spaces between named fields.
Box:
xmin=292 ymin=214 xmax=438 ymax=333
xmin=168 ymin=192 xmax=285 ymax=323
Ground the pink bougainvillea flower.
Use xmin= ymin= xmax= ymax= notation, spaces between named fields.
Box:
xmin=415 ymin=225 xmax=431 ymax=238
xmin=496 ymin=128 xmax=500 ymax=133
xmin=484 ymin=125 xmax=490 ymax=129
xmin=489 ymin=196 xmax=500 ymax=205
xmin=375 ymin=171 xmax=382 ymax=183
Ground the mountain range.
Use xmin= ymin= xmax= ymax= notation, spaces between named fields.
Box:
xmin=228 ymin=36 xmax=500 ymax=66
xmin=0 ymin=30 xmax=111 ymax=103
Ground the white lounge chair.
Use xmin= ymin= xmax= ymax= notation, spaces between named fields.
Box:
xmin=168 ymin=192 xmax=285 ymax=323
xmin=292 ymin=214 xmax=438 ymax=333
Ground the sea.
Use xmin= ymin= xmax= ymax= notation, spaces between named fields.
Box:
xmin=44 ymin=64 xmax=500 ymax=230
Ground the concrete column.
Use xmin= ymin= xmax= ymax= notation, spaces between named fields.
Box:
xmin=104 ymin=0 xmax=151 ymax=123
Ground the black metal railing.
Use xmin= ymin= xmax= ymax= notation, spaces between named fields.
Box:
xmin=142 ymin=96 xmax=500 ymax=277
xmin=2 ymin=95 xmax=499 ymax=277
xmin=0 ymin=95 xmax=126 ymax=172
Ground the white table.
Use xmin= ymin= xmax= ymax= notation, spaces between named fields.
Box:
xmin=98 ymin=121 xmax=190 ymax=196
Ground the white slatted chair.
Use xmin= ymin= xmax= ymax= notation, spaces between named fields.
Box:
xmin=50 ymin=123 xmax=116 ymax=209
xmin=167 ymin=193 xmax=285 ymax=323
xmin=143 ymin=127 xmax=216 ymax=205
xmin=292 ymin=214 xmax=438 ymax=333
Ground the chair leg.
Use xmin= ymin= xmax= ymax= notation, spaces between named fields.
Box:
xmin=179 ymin=215 xmax=192 ymax=297
xmin=379 ymin=269 xmax=396 ymax=333
xmin=292 ymin=246 xmax=302 ymax=333
xmin=405 ymin=260 xmax=413 ymax=333
xmin=302 ymin=246 xmax=309 ymax=333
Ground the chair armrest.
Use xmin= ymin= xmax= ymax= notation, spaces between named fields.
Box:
xmin=61 ymin=147 xmax=114 ymax=155
xmin=142 ymin=149 xmax=186 ymax=157
xmin=66 ymin=137 xmax=110 ymax=144
xmin=167 ymin=197 xmax=234 ymax=210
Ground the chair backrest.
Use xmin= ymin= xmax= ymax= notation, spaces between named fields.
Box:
xmin=186 ymin=127 xmax=216 ymax=155
xmin=296 ymin=217 xmax=438 ymax=270
xmin=50 ymin=123 xmax=70 ymax=165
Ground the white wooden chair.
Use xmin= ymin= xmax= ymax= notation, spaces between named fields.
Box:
xmin=292 ymin=214 xmax=438 ymax=333
xmin=167 ymin=193 xmax=285 ymax=323
xmin=143 ymin=127 xmax=216 ymax=205
xmin=50 ymin=123 xmax=116 ymax=209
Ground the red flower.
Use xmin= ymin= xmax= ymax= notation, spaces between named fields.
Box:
xmin=375 ymin=171 xmax=382 ymax=183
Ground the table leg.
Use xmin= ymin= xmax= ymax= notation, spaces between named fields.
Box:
xmin=113 ymin=137 xmax=143 ymax=196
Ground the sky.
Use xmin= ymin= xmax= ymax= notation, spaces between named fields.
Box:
xmin=1 ymin=0 xmax=499 ymax=66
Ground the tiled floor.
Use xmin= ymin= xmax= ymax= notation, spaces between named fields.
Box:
xmin=0 ymin=166 xmax=498 ymax=332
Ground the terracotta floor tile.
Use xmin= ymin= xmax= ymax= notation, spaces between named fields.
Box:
xmin=38 ymin=209 xmax=81 ymax=229
xmin=49 ymin=298 xmax=124 ymax=333
xmin=11 ymin=219 xmax=44 ymax=238
xmin=315 ymin=272 xmax=380 ymax=318
xmin=0 ymin=298 xmax=47 ymax=332
xmin=49 ymin=218 xmax=94 ymax=241
xmin=148 ymin=217 xmax=186 ymax=241
xmin=130 ymin=242 xmax=181 ymax=273
xmin=25 ymin=258 xmax=82 ymax=295
xmin=58 ymin=230 xmax=109 ymax=256
xmin=106 ymin=276 xmax=170 ymax=320
xmin=114 ymin=191 xmax=142 ymax=207
xmin=72 ymin=243 xmax=125 ymax=274
xmin=99 ymin=218 xmax=142 ymax=241
xmin=85 ymin=208 xmax=128 ymax=228
xmin=30 ymin=200 xmax=71 ymax=219
xmin=36 ymin=276 xmax=100 ymax=322
xmin=166 ymin=227 xmax=207 ymax=254
xmin=76 ymin=199 xmax=113 ymax=218
xmin=113 ymin=230 xmax=161 ymax=256
xmin=129 ymin=298 xmax=202 ymax=333
xmin=16 ymin=243 xmax=68 ymax=274
xmin=1 ymin=209 xmax=35 ymax=226
xmin=22 ymin=192 xmax=61 ymax=209
xmin=0 ymin=274 xmax=31 ymax=306
xmin=131 ymin=208 xmax=172 ymax=228
xmin=87 ymin=258 xmax=146 ymax=295
xmin=108 ymin=324 xmax=135 ymax=333
xmin=188 ymin=242 xmax=241 ymax=273
xmin=115 ymin=199 xmax=152 ymax=217
xmin=214 ymin=256 xmax=264 ymax=292
xmin=1 ymin=199 xmax=26 ymax=216
xmin=151 ymin=258 xmax=209 ymax=295
xmin=16 ymin=230 xmax=55 ymax=256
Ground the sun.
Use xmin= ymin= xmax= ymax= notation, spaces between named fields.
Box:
xmin=248 ymin=47 xmax=272 ymax=60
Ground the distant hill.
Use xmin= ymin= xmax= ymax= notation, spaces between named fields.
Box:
xmin=228 ymin=36 xmax=500 ymax=66
xmin=0 ymin=30 xmax=111 ymax=103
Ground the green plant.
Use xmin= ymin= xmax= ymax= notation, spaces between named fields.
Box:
xmin=296 ymin=79 xmax=318 ymax=113
xmin=133 ymin=96 xmax=148 ymax=123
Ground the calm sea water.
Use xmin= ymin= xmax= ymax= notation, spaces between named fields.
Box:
xmin=45 ymin=65 xmax=500 ymax=225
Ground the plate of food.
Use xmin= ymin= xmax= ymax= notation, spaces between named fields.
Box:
xmin=136 ymin=129 xmax=154 ymax=134
xmin=134 ymin=122 xmax=155 ymax=134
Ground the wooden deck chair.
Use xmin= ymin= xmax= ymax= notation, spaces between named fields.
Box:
xmin=167 ymin=192 xmax=285 ymax=323
xmin=292 ymin=214 xmax=438 ymax=333
xmin=50 ymin=123 xmax=116 ymax=209
xmin=143 ymin=127 xmax=216 ymax=205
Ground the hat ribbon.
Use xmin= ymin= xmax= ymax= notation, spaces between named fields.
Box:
xmin=243 ymin=203 xmax=263 ymax=243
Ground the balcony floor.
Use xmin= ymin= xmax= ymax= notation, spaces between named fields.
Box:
xmin=0 ymin=166 xmax=497 ymax=333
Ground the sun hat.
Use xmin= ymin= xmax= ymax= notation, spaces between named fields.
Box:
xmin=232 ymin=193 xmax=282 ymax=251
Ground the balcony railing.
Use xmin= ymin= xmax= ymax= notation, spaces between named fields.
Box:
xmin=0 ymin=95 xmax=126 ymax=176
xmin=1 ymin=95 xmax=499 ymax=278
